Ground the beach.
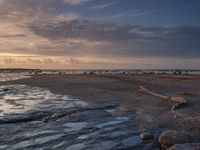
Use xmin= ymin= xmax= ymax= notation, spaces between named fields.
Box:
xmin=1 ymin=72 xmax=200 ymax=149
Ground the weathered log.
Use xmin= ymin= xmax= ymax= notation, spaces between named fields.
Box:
xmin=139 ymin=85 xmax=188 ymax=110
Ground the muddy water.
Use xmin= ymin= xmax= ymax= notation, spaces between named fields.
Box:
xmin=0 ymin=85 xmax=160 ymax=150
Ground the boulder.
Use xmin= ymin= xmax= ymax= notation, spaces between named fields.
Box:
xmin=159 ymin=130 xmax=193 ymax=148
xmin=169 ymin=143 xmax=200 ymax=150
xmin=140 ymin=132 xmax=154 ymax=140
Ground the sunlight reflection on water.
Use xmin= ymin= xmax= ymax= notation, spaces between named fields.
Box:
xmin=0 ymin=73 xmax=30 ymax=82
xmin=0 ymin=85 xmax=88 ymax=118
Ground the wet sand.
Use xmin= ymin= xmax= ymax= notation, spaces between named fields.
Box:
xmin=2 ymin=73 xmax=200 ymax=149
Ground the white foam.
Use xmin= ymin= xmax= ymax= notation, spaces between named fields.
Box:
xmin=96 ymin=117 xmax=129 ymax=128
xmin=96 ymin=121 xmax=125 ymax=128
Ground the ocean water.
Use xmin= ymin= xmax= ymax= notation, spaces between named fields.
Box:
xmin=0 ymin=73 xmax=30 ymax=82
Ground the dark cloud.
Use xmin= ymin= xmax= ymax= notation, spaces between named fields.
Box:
xmin=29 ymin=19 xmax=200 ymax=58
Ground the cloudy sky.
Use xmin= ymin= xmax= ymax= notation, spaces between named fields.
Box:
xmin=0 ymin=0 xmax=200 ymax=69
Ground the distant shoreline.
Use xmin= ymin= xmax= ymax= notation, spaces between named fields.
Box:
xmin=0 ymin=68 xmax=200 ymax=76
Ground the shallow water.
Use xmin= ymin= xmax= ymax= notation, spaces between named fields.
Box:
xmin=64 ymin=122 xmax=88 ymax=132
xmin=0 ymin=73 xmax=30 ymax=82
xmin=0 ymin=84 xmax=159 ymax=150
xmin=0 ymin=85 xmax=88 ymax=119
xmin=122 ymin=136 xmax=142 ymax=147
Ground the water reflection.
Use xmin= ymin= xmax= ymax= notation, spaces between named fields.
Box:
xmin=0 ymin=85 xmax=88 ymax=118
xmin=0 ymin=73 xmax=30 ymax=82
xmin=0 ymin=85 xmax=157 ymax=150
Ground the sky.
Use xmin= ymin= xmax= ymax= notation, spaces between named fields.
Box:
xmin=0 ymin=0 xmax=200 ymax=69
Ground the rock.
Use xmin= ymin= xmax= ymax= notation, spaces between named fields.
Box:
xmin=89 ymin=71 xmax=95 ymax=75
xmin=43 ymin=112 xmax=66 ymax=122
xmin=171 ymin=103 xmax=187 ymax=110
xmin=51 ymin=112 xmax=65 ymax=119
xmin=42 ymin=117 xmax=50 ymax=122
xmin=114 ymin=105 xmax=128 ymax=115
xmin=159 ymin=130 xmax=193 ymax=148
xmin=3 ymin=88 xmax=9 ymax=92
xmin=169 ymin=143 xmax=200 ymax=150
xmin=140 ymin=132 xmax=154 ymax=140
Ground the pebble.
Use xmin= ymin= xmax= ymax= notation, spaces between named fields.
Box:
xmin=140 ymin=132 xmax=154 ymax=140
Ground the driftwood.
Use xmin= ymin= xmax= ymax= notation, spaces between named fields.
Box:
xmin=139 ymin=85 xmax=188 ymax=110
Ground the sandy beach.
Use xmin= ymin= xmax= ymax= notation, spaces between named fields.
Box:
xmin=1 ymin=73 xmax=200 ymax=149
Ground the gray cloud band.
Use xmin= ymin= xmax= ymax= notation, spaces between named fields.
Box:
xmin=29 ymin=19 xmax=200 ymax=58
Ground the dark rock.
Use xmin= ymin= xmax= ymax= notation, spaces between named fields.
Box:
xmin=174 ymin=72 xmax=178 ymax=75
xmin=140 ymin=132 xmax=154 ymax=140
xmin=3 ymin=88 xmax=9 ymax=92
xmin=171 ymin=103 xmax=187 ymax=110
xmin=51 ymin=112 xmax=65 ymax=119
xmin=42 ymin=117 xmax=50 ymax=122
xmin=159 ymin=130 xmax=193 ymax=148
xmin=169 ymin=143 xmax=200 ymax=150
xmin=89 ymin=71 xmax=95 ymax=75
